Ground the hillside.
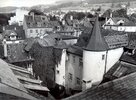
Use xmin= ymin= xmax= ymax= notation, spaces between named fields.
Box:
xmin=0 ymin=0 xmax=136 ymax=13
xmin=85 ymin=0 xmax=135 ymax=4
xmin=0 ymin=6 xmax=17 ymax=13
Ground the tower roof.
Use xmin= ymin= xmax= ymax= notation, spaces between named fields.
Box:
xmin=85 ymin=15 xmax=108 ymax=51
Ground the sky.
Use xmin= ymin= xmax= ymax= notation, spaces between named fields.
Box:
xmin=0 ymin=0 xmax=63 ymax=7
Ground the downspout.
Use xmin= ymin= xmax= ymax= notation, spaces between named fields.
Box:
xmin=104 ymin=50 xmax=108 ymax=75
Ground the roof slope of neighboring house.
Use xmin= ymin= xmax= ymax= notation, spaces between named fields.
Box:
xmin=6 ymin=41 xmax=33 ymax=63
xmin=64 ymin=72 xmax=136 ymax=100
xmin=103 ymin=53 xmax=136 ymax=81
xmin=0 ymin=59 xmax=52 ymax=100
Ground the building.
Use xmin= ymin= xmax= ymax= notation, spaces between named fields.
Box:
xmin=64 ymin=51 xmax=136 ymax=100
xmin=23 ymin=13 xmax=53 ymax=38
xmin=1 ymin=29 xmax=33 ymax=72
xmin=64 ymin=72 xmax=136 ymax=100
xmin=103 ymin=17 xmax=136 ymax=32
xmin=2 ymin=25 xmax=26 ymax=40
xmin=23 ymin=12 xmax=62 ymax=38
xmin=57 ymin=15 xmax=128 ymax=95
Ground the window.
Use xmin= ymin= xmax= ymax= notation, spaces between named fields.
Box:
xmin=36 ymin=30 xmax=38 ymax=33
xmin=76 ymin=77 xmax=80 ymax=85
xmin=42 ymin=17 xmax=45 ymax=20
xmin=57 ymin=70 xmax=59 ymax=74
xmin=73 ymin=56 xmax=75 ymax=63
xmin=30 ymin=30 xmax=33 ymax=33
xmin=67 ymin=54 xmax=70 ymax=61
xmin=69 ymin=73 xmax=72 ymax=81
xmin=102 ymin=54 xmax=105 ymax=60
xmin=79 ymin=58 xmax=83 ymax=66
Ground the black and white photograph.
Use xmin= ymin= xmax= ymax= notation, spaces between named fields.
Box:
xmin=0 ymin=0 xmax=136 ymax=100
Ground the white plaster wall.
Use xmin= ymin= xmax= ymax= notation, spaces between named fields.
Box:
xmin=82 ymin=47 xmax=123 ymax=89
xmin=109 ymin=26 xmax=136 ymax=32
xmin=55 ymin=49 xmax=66 ymax=86
xmin=65 ymin=53 xmax=83 ymax=94
xmin=26 ymin=28 xmax=53 ymax=38
xmin=83 ymin=51 xmax=107 ymax=85
xmin=106 ymin=18 xmax=115 ymax=25
xmin=124 ymin=26 xmax=136 ymax=32
xmin=106 ymin=48 xmax=123 ymax=72
xmin=63 ymin=39 xmax=77 ymax=45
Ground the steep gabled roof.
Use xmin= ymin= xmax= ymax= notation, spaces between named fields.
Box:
xmin=85 ymin=15 xmax=108 ymax=51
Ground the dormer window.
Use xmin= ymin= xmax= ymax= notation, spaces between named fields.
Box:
xmin=119 ymin=23 xmax=123 ymax=26
xmin=10 ymin=32 xmax=17 ymax=41
xmin=42 ymin=17 xmax=45 ymax=20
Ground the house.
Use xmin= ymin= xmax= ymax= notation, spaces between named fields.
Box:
xmin=61 ymin=15 xmax=128 ymax=95
xmin=23 ymin=12 xmax=63 ymax=38
xmin=2 ymin=25 xmax=26 ymax=40
xmin=23 ymin=13 xmax=53 ymax=38
xmin=0 ymin=59 xmax=54 ymax=100
xmin=64 ymin=50 xmax=136 ymax=100
xmin=103 ymin=17 xmax=136 ymax=32
xmin=1 ymin=30 xmax=34 ymax=73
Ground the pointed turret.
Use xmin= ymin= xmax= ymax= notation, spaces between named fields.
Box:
xmin=82 ymin=15 xmax=124 ymax=91
xmin=85 ymin=15 xmax=108 ymax=51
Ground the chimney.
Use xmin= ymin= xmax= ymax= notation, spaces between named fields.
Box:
xmin=3 ymin=26 xmax=5 ymax=31
xmin=62 ymin=20 xmax=65 ymax=25
xmin=14 ymin=27 xmax=16 ymax=30
xmin=30 ymin=12 xmax=35 ymax=21
xmin=70 ymin=15 xmax=73 ymax=20
xmin=3 ymin=39 xmax=7 ymax=57
xmin=110 ymin=11 xmax=112 ymax=18
xmin=105 ymin=17 xmax=108 ymax=23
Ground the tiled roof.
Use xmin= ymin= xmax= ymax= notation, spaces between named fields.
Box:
xmin=24 ymin=34 xmax=70 ymax=51
xmin=50 ymin=21 xmax=61 ymax=27
xmin=103 ymin=53 xmax=136 ymax=81
xmin=55 ymin=40 xmax=67 ymax=49
xmin=4 ymin=25 xmax=26 ymax=39
xmin=7 ymin=41 xmax=32 ymax=63
xmin=64 ymin=72 xmax=136 ymax=100
xmin=85 ymin=15 xmax=109 ymax=51
xmin=120 ymin=53 xmax=136 ymax=65
xmin=67 ymin=45 xmax=83 ymax=57
xmin=24 ymin=38 xmax=36 ymax=52
xmin=76 ymin=28 xmax=128 ymax=49
xmin=111 ymin=17 xmax=129 ymax=24
xmin=0 ymin=59 xmax=26 ymax=92
xmin=0 ymin=59 xmax=52 ymax=100
xmin=24 ymin=15 xmax=53 ymax=28
xmin=80 ymin=17 xmax=93 ymax=28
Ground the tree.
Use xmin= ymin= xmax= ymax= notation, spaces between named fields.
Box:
xmin=28 ymin=9 xmax=45 ymax=15
xmin=112 ymin=8 xmax=128 ymax=18
xmin=102 ymin=9 xmax=112 ymax=18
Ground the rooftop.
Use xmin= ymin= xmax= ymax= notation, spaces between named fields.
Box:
xmin=85 ymin=15 xmax=109 ymax=51
xmin=64 ymin=71 xmax=136 ymax=100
